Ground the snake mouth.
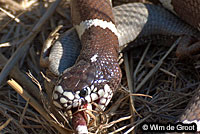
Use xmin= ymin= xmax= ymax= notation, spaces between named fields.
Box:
xmin=70 ymin=97 xmax=107 ymax=117
xmin=52 ymin=84 xmax=113 ymax=111
xmin=52 ymin=81 xmax=114 ymax=134
xmin=71 ymin=99 xmax=99 ymax=114
xmin=52 ymin=83 xmax=114 ymax=131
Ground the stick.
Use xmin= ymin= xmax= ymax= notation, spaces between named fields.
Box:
xmin=7 ymin=79 xmax=72 ymax=134
xmin=0 ymin=0 xmax=62 ymax=85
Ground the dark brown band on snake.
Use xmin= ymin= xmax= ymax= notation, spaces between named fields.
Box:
xmin=71 ymin=0 xmax=115 ymax=25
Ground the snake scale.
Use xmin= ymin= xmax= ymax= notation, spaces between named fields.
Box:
xmin=41 ymin=0 xmax=200 ymax=133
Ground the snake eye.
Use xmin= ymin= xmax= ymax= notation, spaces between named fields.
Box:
xmin=79 ymin=88 xmax=88 ymax=97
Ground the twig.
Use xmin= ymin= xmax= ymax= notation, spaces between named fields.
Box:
xmin=0 ymin=118 xmax=12 ymax=131
xmin=0 ymin=108 xmax=28 ymax=134
xmin=101 ymin=115 xmax=132 ymax=129
xmin=19 ymin=99 xmax=30 ymax=124
xmin=145 ymin=62 xmax=176 ymax=78
xmin=0 ymin=7 xmax=21 ymax=23
xmin=0 ymin=10 xmax=26 ymax=32
xmin=7 ymin=79 xmax=72 ymax=134
xmin=0 ymin=0 xmax=62 ymax=85
xmin=133 ymin=42 xmax=151 ymax=88
xmin=135 ymin=37 xmax=182 ymax=92
xmin=124 ymin=52 xmax=135 ymax=134
xmin=0 ymin=53 xmax=41 ymax=102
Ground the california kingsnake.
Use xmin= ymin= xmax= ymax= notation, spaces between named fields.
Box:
xmin=41 ymin=0 xmax=200 ymax=133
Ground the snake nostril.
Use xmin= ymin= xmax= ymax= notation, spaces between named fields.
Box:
xmin=79 ymin=88 xmax=88 ymax=97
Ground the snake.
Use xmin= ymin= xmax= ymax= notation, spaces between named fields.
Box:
xmin=41 ymin=0 xmax=200 ymax=133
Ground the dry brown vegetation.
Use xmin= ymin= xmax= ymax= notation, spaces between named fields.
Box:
xmin=0 ymin=0 xmax=199 ymax=134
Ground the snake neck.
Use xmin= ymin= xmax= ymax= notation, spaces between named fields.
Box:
xmin=77 ymin=25 xmax=122 ymax=89
xmin=71 ymin=0 xmax=122 ymax=93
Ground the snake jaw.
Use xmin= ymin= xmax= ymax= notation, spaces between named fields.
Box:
xmin=52 ymin=83 xmax=113 ymax=110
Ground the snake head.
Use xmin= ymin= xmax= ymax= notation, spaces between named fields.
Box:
xmin=52 ymin=60 xmax=114 ymax=113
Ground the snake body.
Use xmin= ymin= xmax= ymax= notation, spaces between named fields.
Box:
xmin=43 ymin=0 xmax=200 ymax=133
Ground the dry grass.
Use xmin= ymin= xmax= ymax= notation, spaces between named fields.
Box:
xmin=0 ymin=0 xmax=200 ymax=134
